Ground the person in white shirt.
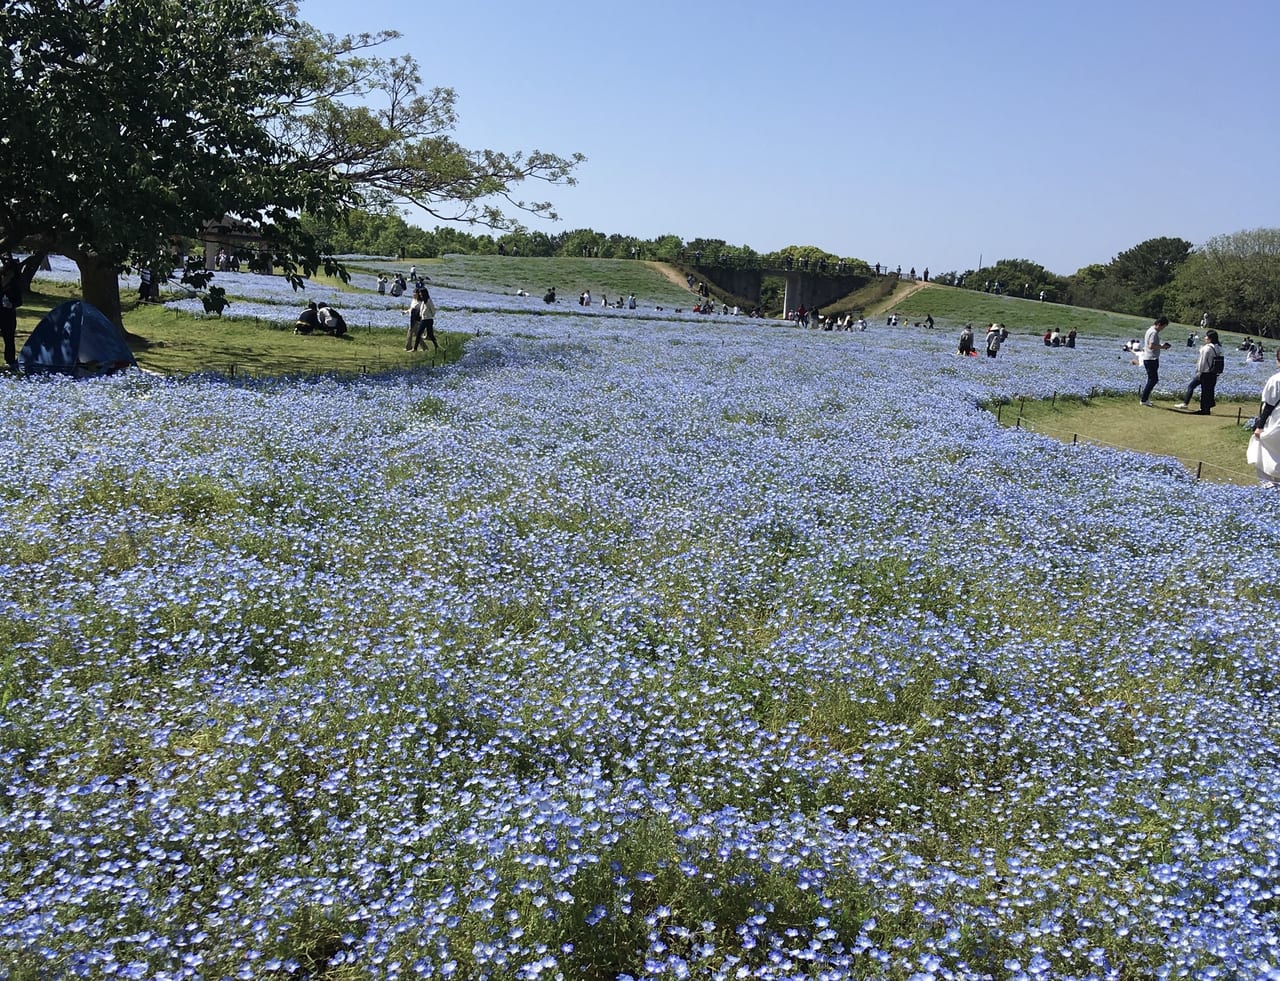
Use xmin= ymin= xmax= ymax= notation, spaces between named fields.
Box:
xmin=1176 ymin=330 xmax=1223 ymax=414
xmin=1139 ymin=316 xmax=1170 ymax=406
xmin=1251 ymin=348 xmax=1280 ymax=484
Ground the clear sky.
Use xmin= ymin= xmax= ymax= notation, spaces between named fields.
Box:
xmin=297 ymin=0 xmax=1278 ymax=277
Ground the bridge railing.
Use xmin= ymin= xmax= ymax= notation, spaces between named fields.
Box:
xmin=674 ymin=254 xmax=880 ymax=278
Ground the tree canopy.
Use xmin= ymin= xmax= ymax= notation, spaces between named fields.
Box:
xmin=1170 ymin=228 xmax=1280 ymax=336
xmin=0 ymin=0 xmax=582 ymax=325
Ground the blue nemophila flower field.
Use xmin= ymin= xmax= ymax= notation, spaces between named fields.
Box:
xmin=2 ymin=292 xmax=1279 ymax=980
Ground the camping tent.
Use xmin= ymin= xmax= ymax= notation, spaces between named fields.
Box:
xmin=18 ymin=300 xmax=137 ymax=377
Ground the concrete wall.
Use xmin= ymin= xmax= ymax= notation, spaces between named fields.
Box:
xmin=688 ymin=266 xmax=763 ymax=303
xmin=782 ymin=273 xmax=869 ymax=313
xmin=689 ymin=266 xmax=871 ymax=310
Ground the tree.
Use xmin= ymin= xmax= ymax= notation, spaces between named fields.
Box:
xmin=1 ymin=0 xmax=582 ymax=328
xmin=1062 ymin=263 xmax=1134 ymax=313
xmin=962 ymin=259 xmax=1068 ymax=300
xmin=559 ymin=229 xmax=607 ymax=258
xmin=646 ymin=235 xmax=685 ymax=262
xmin=281 ymin=24 xmax=581 ymax=230
xmin=1107 ymin=236 xmax=1192 ymax=294
xmin=1170 ymin=228 xmax=1280 ymax=336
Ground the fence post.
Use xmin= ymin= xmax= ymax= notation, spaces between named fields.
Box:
xmin=1196 ymin=461 xmax=1203 ymax=480
xmin=1052 ymin=391 xmax=1057 ymax=406
xmin=1073 ymin=433 xmax=1078 ymax=445
xmin=1016 ymin=416 xmax=1022 ymax=429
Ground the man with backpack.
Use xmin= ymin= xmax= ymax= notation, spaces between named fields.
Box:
xmin=0 ymin=257 xmax=23 ymax=369
xmin=1176 ymin=330 xmax=1224 ymax=414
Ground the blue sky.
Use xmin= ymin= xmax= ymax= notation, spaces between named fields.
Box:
xmin=298 ymin=0 xmax=1278 ymax=276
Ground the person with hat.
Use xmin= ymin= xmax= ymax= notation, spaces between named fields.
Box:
xmin=1176 ymin=329 xmax=1224 ymax=414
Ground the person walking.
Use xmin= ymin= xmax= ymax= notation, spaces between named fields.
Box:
xmin=1176 ymin=330 xmax=1223 ymax=414
xmin=1139 ymin=316 xmax=1171 ymax=406
xmin=984 ymin=323 xmax=1002 ymax=358
xmin=406 ymin=286 xmax=438 ymax=352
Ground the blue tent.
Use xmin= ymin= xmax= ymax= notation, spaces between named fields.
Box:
xmin=19 ymin=300 xmax=137 ymax=377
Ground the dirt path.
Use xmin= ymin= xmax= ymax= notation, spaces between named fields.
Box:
xmin=866 ymin=279 xmax=931 ymax=315
xmin=646 ymin=261 xmax=695 ymax=294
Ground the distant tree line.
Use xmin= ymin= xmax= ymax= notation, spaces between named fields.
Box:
xmin=300 ymin=211 xmax=871 ymax=272
xmin=308 ymin=211 xmax=1280 ymax=336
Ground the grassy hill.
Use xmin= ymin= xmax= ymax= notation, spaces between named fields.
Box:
xmin=349 ymin=254 xmax=703 ymax=309
xmin=874 ymin=281 xmax=1166 ymax=340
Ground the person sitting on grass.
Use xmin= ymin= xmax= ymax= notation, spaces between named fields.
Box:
xmin=317 ymin=304 xmax=347 ymax=337
xmin=294 ymin=301 xmax=320 ymax=335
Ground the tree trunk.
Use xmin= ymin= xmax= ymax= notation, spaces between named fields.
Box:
xmin=69 ymin=250 xmax=127 ymax=337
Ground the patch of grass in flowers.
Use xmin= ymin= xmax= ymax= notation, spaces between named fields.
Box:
xmin=542 ymin=816 xmax=874 ymax=980
xmin=409 ymin=393 xmax=452 ymax=419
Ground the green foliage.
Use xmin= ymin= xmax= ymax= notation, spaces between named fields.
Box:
xmin=954 ymin=258 xmax=1069 ymax=301
xmin=1063 ymin=237 xmax=1193 ymax=318
xmin=647 ymin=234 xmax=686 ymax=261
xmin=1062 ymin=262 xmax=1131 ymax=312
xmin=1108 ymin=236 xmax=1192 ymax=293
xmin=1169 ymin=227 xmax=1280 ymax=336
xmin=2 ymin=0 xmax=346 ymax=323
xmin=765 ymin=245 xmax=866 ymax=272
xmin=2 ymin=2 xmax=581 ymax=325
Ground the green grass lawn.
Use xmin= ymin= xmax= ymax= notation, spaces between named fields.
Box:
xmin=16 ymin=280 xmax=465 ymax=377
xmin=879 ymin=281 xmax=1204 ymax=342
xmin=994 ymin=391 xmax=1258 ymax=484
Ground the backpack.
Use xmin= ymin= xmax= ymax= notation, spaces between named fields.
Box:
xmin=1211 ymin=352 xmax=1225 ymax=375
